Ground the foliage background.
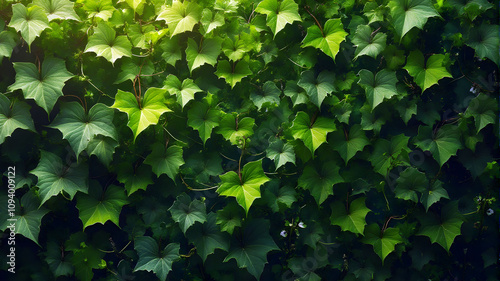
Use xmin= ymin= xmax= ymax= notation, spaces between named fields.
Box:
xmin=0 ymin=0 xmax=499 ymax=280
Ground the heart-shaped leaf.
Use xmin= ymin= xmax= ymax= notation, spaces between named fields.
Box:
xmin=255 ymin=0 xmax=301 ymax=36
xmin=331 ymin=197 xmax=371 ymax=235
xmin=144 ymin=144 xmax=184 ymax=180
xmin=84 ymin=23 xmax=132 ymax=64
xmin=134 ymin=236 xmax=179 ymax=281
xmin=403 ymin=50 xmax=452 ymax=92
xmin=362 ymin=224 xmax=403 ymax=263
xmin=352 ymin=25 xmax=387 ymax=59
xmin=0 ymin=95 xmax=35 ymax=144
xmin=290 ymin=111 xmax=336 ymax=156
xmin=358 ymin=69 xmax=398 ymax=110
xmin=33 ymin=0 xmax=81 ymax=21
xmin=163 ymin=75 xmax=202 ymax=108
xmin=169 ymin=193 xmax=207 ymax=233
xmin=8 ymin=3 xmax=50 ymax=50
xmin=156 ymin=0 xmax=202 ymax=37
xmin=185 ymin=37 xmax=222 ymax=73
xmin=301 ymin=18 xmax=348 ymax=61
xmin=215 ymin=60 xmax=252 ymax=88
xmin=388 ymin=0 xmax=440 ymax=40
xmin=186 ymin=212 xmax=229 ymax=262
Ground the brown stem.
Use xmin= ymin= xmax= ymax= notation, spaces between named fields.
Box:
xmin=304 ymin=6 xmax=323 ymax=36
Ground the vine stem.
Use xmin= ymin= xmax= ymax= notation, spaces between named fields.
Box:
xmin=304 ymin=6 xmax=323 ymax=36
xmin=180 ymin=175 xmax=218 ymax=191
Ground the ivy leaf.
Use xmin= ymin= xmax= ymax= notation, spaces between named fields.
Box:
xmin=250 ymin=81 xmax=281 ymax=110
xmin=169 ymin=193 xmax=207 ymax=233
xmin=111 ymin=87 xmax=171 ymax=140
xmin=217 ymin=160 xmax=270 ymax=214
xmin=224 ymin=219 xmax=279 ymax=279
xmin=33 ymin=0 xmax=81 ymax=21
xmin=414 ymin=125 xmax=462 ymax=167
xmin=297 ymin=70 xmax=335 ymax=108
xmin=358 ymin=69 xmax=398 ymax=110
xmin=0 ymin=31 xmax=17 ymax=61
xmin=160 ymin=36 xmax=182 ymax=67
xmin=261 ymin=180 xmax=296 ymax=212
xmin=85 ymin=136 xmax=118 ymax=167
xmin=200 ymin=9 xmax=225 ymax=34
xmin=84 ymin=23 xmax=132 ymax=64
xmin=186 ymin=212 xmax=230 ymax=262
xmin=417 ymin=201 xmax=464 ymax=251
xmin=395 ymin=167 xmax=427 ymax=203
xmin=331 ymin=198 xmax=371 ymax=235
xmin=163 ymin=75 xmax=202 ymax=108
xmin=403 ymin=50 xmax=452 ymax=92
xmin=144 ymin=144 xmax=184 ymax=180
xmin=114 ymin=58 xmax=154 ymax=84
xmin=187 ymin=100 xmax=221 ymax=145
xmin=116 ymin=163 xmax=153 ymax=196
xmin=362 ymin=224 xmax=403 ymax=263
xmin=0 ymin=95 xmax=36 ymax=144
xmin=368 ymin=134 xmax=411 ymax=176
xmin=216 ymin=114 xmax=254 ymax=145
xmin=420 ymin=180 xmax=449 ymax=212
xmin=76 ymin=183 xmax=128 ymax=229
xmin=156 ymin=0 xmax=202 ymax=37
xmin=301 ymin=18 xmax=348 ymax=61
xmin=298 ymin=161 xmax=343 ymax=205
xmin=83 ymin=0 xmax=114 ymax=21
xmin=464 ymin=93 xmax=497 ymax=133
xmin=290 ymin=111 xmax=336 ymax=156
xmin=215 ymin=60 xmax=252 ymax=88
xmin=44 ymin=241 xmax=74 ymax=277
xmin=30 ymin=150 xmax=88 ymax=206
xmin=48 ymin=102 xmax=117 ymax=159
xmin=124 ymin=0 xmax=146 ymax=14
xmin=8 ymin=3 xmax=50 ymax=50
xmin=363 ymin=2 xmax=387 ymax=24
xmin=9 ymin=57 xmax=73 ymax=114
xmin=185 ymin=37 xmax=222 ymax=73
xmin=12 ymin=191 xmax=49 ymax=246
xmin=266 ymin=138 xmax=296 ymax=170
xmin=466 ymin=23 xmax=499 ymax=66
xmin=216 ymin=201 xmax=243 ymax=234
xmin=133 ymin=236 xmax=179 ymax=281
xmin=284 ymin=81 xmax=308 ymax=107
xmin=352 ymin=25 xmax=387 ymax=59
xmin=255 ymin=0 xmax=301 ymax=36
xmin=329 ymin=124 xmax=370 ymax=164
xmin=388 ymin=0 xmax=440 ymax=40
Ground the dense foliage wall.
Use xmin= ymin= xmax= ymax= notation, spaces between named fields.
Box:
xmin=0 ymin=0 xmax=499 ymax=280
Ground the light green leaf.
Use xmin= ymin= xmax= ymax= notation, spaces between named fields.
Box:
xmin=352 ymin=25 xmax=386 ymax=59
xmin=329 ymin=124 xmax=370 ymax=164
xmin=133 ymin=236 xmax=179 ymax=281
xmin=215 ymin=60 xmax=252 ymax=88
xmin=8 ymin=3 xmax=50 ymax=50
xmin=48 ymin=102 xmax=117 ymax=159
xmin=9 ymin=57 xmax=73 ymax=114
xmin=464 ymin=93 xmax=497 ymax=133
xmin=395 ymin=167 xmax=427 ymax=203
xmin=290 ymin=111 xmax=336 ymax=156
xmin=0 ymin=95 xmax=35 ymax=144
xmin=0 ymin=31 xmax=17 ymax=61
xmin=466 ymin=23 xmax=499 ymax=65
xmin=216 ymin=114 xmax=254 ymax=145
xmin=331 ymin=197 xmax=371 ymax=235
xmin=388 ymin=0 xmax=440 ymax=39
xmin=250 ymin=81 xmax=281 ymax=110
xmin=266 ymin=138 xmax=296 ymax=170
xmin=111 ymin=87 xmax=171 ymax=140
xmin=144 ymin=144 xmax=184 ymax=180
xmin=33 ymin=0 xmax=81 ymax=21
xmin=83 ymin=0 xmax=114 ymax=21
xmin=297 ymin=70 xmax=335 ymax=108
xmin=298 ymin=161 xmax=343 ymax=205
xmin=255 ymin=0 xmax=301 ymax=36
xmin=414 ymin=125 xmax=463 ymax=167
xmin=187 ymin=212 xmax=230 ymax=262
xmin=156 ymin=0 xmax=202 ymax=37
xmin=404 ymin=50 xmax=452 ymax=92
xmin=200 ymin=9 xmax=225 ymax=34
xmin=301 ymin=18 xmax=348 ymax=61
xmin=85 ymin=136 xmax=118 ymax=167
xmin=169 ymin=193 xmax=207 ymax=233
xmin=420 ymin=180 xmax=449 ymax=212
xmin=30 ymin=150 xmax=88 ymax=206
xmin=362 ymin=224 xmax=403 ymax=263
xmin=124 ymin=0 xmax=146 ymax=14
xmin=163 ymin=75 xmax=202 ymax=108
xmin=217 ymin=160 xmax=270 ymax=214
xmin=84 ymin=23 xmax=132 ymax=64
xmin=185 ymin=37 xmax=222 ymax=73
xmin=187 ymin=100 xmax=220 ymax=145
xmin=160 ymin=36 xmax=182 ymax=67
xmin=76 ymin=183 xmax=128 ymax=229
xmin=358 ymin=69 xmax=398 ymax=110
xmin=363 ymin=2 xmax=387 ymax=24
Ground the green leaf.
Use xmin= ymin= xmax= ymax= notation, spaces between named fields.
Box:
xmin=0 ymin=95 xmax=35 ymax=144
xmin=215 ymin=60 xmax=252 ymax=88
xmin=464 ymin=93 xmax=497 ymax=133
xmin=0 ymin=31 xmax=17 ymax=61
xmin=12 ymin=191 xmax=49 ymax=245
xmin=160 ymin=36 xmax=182 ymax=67
xmin=352 ymin=25 xmax=387 ymax=59
xmin=217 ymin=160 xmax=270 ymax=214
xmin=84 ymin=23 xmax=132 ymax=64
xmin=298 ymin=161 xmax=343 ymax=205
xmin=83 ymin=0 xmax=114 ymax=21
xmin=250 ymin=81 xmax=281 ymax=110
xmin=76 ymin=183 xmax=128 ymax=229
xmin=187 ymin=100 xmax=220 ymax=145
xmin=329 ymin=124 xmax=370 ymax=164
xmin=362 ymin=224 xmax=403 ymax=263
xmin=358 ymin=69 xmax=398 ymax=110
xmin=186 ymin=212 xmax=229 ymax=262
xmin=8 ymin=3 xmax=50 ymax=50
xmin=420 ymin=180 xmax=449 ymax=212
xmin=200 ymin=9 xmax=225 ymax=34
xmin=266 ymin=138 xmax=296 ymax=170
xmin=284 ymin=81 xmax=308 ymax=107
xmin=395 ymin=167 xmax=427 ymax=203
xmin=301 ymin=18 xmax=348 ymax=61
xmin=216 ymin=201 xmax=243 ymax=234
xmin=417 ymin=201 xmax=464 ymax=251
xmin=9 ymin=57 xmax=73 ymax=114
xmin=111 ymin=87 xmax=171 ymax=140
xmin=48 ymin=102 xmax=117 ymax=159
xmin=331 ymin=197 xmax=371 ymax=235
xmin=290 ymin=111 xmax=336 ymax=156
xmin=163 ymin=75 xmax=202 ymax=108
xmin=297 ymin=70 xmax=335 ymax=108
xmin=124 ymin=0 xmax=146 ymax=14
xmin=33 ymin=0 xmax=81 ymax=21
xmin=116 ymin=163 xmax=153 ymax=196
xmin=85 ymin=136 xmax=118 ymax=167
xmin=185 ymin=37 xmax=222 ymax=73
xmin=144 ymin=144 xmax=184 ymax=180
xmin=261 ymin=180 xmax=296 ymax=212
xmin=216 ymin=114 xmax=254 ymax=145
xmin=363 ymin=2 xmax=387 ymax=24
xmin=466 ymin=23 xmax=499 ymax=65
xmin=30 ymin=150 xmax=88 ymax=206
xmin=403 ymin=50 xmax=452 ymax=92
xmin=255 ymin=0 xmax=301 ymax=36
xmin=156 ymin=1 xmax=202 ymax=37
xmin=115 ymin=58 xmax=154 ymax=84
xmin=388 ymin=0 xmax=440 ymax=40
xmin=414 ymin=125 xmax=463 ymax=167
xmin=169 ymin=193 xmax=207 ymax=233
xmin=224 ymin=219 xmax=279 ymax=279
xmin=133 ymin=236 xmax=179 ymax=281
xmin=368 ymin=134 xmax=411 ymax=176
xmin=44 ymin=241 xmax=74 ymax=277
